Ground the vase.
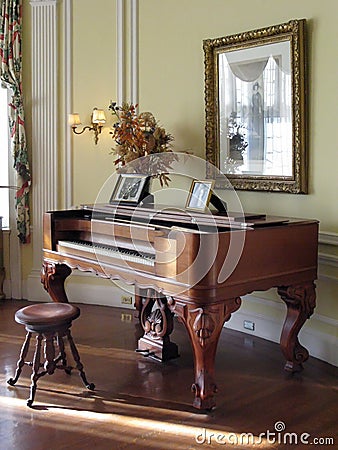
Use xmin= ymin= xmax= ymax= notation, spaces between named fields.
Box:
xmin=229 ymin=149 xmax=243 ymax=161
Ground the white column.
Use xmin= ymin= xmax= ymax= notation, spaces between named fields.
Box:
xmin=130 ymin=0 xmax=139 ymax=105
xmin=116 ymin=0 xmax=138 ymax=106
xmin=116 ymin=0 xmax=125 ymax=104
xmin=26 ymin=0 xmax=58 ymax=301
xmin=63 ymin=0 xmax=73 ymax=208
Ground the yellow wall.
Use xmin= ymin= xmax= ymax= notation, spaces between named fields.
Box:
xmin=137 ymin=0 xmax=338 ymax=232
xmin=136 ymin=0 xmax=338 ymax=352
xmin=133 ymin=0 xmax=338 ymax=338
xmin=66 ymin=0 xmax=338 ymax=230
xmin=71 ymin=0 xmax=118 ymax=206
xmin=15 ymin=0 xmax=337 ymax=361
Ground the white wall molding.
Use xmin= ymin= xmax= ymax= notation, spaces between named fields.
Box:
xmin=226 ymin=305 xmax=337 ymax=367
xmin=130 ymin=0 xmax=139 ymax=105
xmin=226 ymin=293 xmax=337 ymax=367
xmin=24 ymin=270 xmax=337 ymax=367
xmin=319 ymin=231 xmax=338 ymax=246
xmin=3 ymin=278 xmax=10 ymax=298
xmin=23 ymin=271 xmax=134 ymax=309
xmin=30 ymin=0 xmax=58 ymax=4
xmin=223 ymin=233 xmax=338 ymax=365
xmin=116 ymin=0 xmax=126 ymax=104
xmin=24 ymin=269 xmax=50 ymax=302
xmin=318 ymin=252 xmax=338 ymax=269
xmin=63 ymin=0 xmax=73 ymax=208
xmin=1 ymin=229 xmax=18 ymax=299
xmin=27 ymin=0 xmax=59 ymax=300
xmin=318 ymin=230 xmax=338 ymax=279
xmin=116 ymin=0 xmax=138 ymax=105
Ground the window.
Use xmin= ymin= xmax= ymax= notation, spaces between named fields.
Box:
xmin=0 ymin=86 xmax=9 ymax=228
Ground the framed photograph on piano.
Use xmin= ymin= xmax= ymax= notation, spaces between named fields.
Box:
xmin=185 ymin=180 xmax=214 ymax=212
xmin=110 ymin=173 xmax=150 ymax=205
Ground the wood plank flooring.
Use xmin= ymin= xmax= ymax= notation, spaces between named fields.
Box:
xmin=0 ymin=299 xmax=337 ymax=449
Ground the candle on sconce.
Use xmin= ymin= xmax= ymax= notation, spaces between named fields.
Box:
xmin=91 ymin=108 xmax=106 ymax=125
xmin=68 ymin=113 xmax=81 ymax=127
xmin=68 ymin=108 xmax=106 ymax=144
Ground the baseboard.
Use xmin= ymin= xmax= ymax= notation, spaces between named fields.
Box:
xmin=23 ymin=269 xmax=135 ymax=309
xmin=22 ymin=270 xmax=337 ymax=367
xmin=25 ymin=269 xmax=52 ymax=302
xmin=318 ymin=231 xmax=338 ymax=280
xmin=3 ymin=278 xmax=11 ymax=299
xmin=226 ymin=294 xmax=338 ymax=367
xmin=319 ymin=231 xmax=338 ymax=246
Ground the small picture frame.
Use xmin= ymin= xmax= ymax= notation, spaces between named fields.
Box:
xmin=110 ymin=174 xmax=150 ymax=205
xmin=185 ymin=180 xmax=215 ymax=212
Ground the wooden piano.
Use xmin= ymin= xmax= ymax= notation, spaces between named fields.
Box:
xmin=41 ymin=203 xmax=318 ymax=410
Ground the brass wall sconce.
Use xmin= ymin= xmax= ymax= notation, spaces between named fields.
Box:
xmin=69 ymin=108 xmax=106 ymax=145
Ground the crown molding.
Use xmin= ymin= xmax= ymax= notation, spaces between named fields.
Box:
xmin=30 ymin=0 xmax=58 ymax=6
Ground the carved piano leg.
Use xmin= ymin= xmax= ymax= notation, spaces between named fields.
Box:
xmin=134 ymin=287 xmax=145 ymax=319
xmin=168 ymin=297 xmax=241 ymax=410
xmin=278 ymin=281 xmax=316 ymax=372
xmin=41 ymin=262 xmax=72 ymax=303
xmin=137 ymin=289 xmax=179 ymax=362
xmin=133 ymin=287 xmax=145 ymax=343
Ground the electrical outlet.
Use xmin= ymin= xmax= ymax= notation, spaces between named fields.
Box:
xmin=243 ymin=320 xmax=255 ymax=331
xmin=121 ymin=313 xmax=132 ymax=322
xmin=121 ymin=295 xmax=132 ymax=305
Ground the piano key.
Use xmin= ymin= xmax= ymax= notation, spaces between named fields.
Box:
xmin=57 ymin=240 xmax=155 ymax=267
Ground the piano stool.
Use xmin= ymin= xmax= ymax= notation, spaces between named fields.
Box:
xmin=7 ymin=302 xmax=95 ymax=407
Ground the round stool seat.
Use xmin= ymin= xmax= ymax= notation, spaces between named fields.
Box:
xmin=15 ymin=303 xmax=80 ymax=331
xmin=8 ymin=302 xmax=94 ymax=407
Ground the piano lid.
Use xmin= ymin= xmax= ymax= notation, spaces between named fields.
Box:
xmin=82 ymin=203 xmax=290 ymax=229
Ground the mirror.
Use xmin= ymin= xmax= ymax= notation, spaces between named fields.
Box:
xmin=204 ymin=19 xmax=307 ymax=193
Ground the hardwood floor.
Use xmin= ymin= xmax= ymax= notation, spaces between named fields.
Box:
xmin=0 ymin=299 xmax=337 ymax=449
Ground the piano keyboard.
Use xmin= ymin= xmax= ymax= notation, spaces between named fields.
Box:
xmin=57 ymin=240 xmax=155 ymax=267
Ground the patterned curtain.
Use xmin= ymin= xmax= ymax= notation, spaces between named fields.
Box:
xmin=0 ymin=0 xmax=31 ymax=243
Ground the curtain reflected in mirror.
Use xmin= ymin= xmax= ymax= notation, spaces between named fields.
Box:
xmin=204 ymin=20 xmax=308 ymax=193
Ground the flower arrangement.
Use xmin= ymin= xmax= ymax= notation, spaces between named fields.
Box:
xmin=108 ymin=101 xmax=177 ymax=186
xmin=227 ymin=112 xmax=248 ymax=161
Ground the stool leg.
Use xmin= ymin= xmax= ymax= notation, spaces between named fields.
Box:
xmin=44 ymin=331 xmax=57 ymax=375
xmin=65 ymin=329 xmax=95 ymax=391
xmin=56 ymin=333 xmax=72 ymax=374
xmin=27 ymin=334 xmax=43 ymax=407
xmin=7 ymin=331 xmax=32 ymax=386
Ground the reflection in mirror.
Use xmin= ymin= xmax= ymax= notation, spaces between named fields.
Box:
xmin=219 ymin=41 xmax=292 ymax=176
xmin=204 ymin=20 xmax=307 ymax=193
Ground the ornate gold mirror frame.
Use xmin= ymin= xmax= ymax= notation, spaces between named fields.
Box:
xmin=204 ymin=19 xmax=307 ymax=193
